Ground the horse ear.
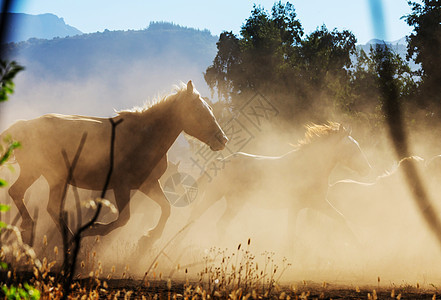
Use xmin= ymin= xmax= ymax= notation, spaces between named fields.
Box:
xmin=187 ymin=80 xmax=194 ymax=94
xmin=339 ymin=123 xmax=351 ymax=135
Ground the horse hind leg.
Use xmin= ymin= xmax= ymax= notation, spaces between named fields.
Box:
xmin=137 ymin=181 xmax=171 ymax=250
xmin=8 ymin=172 xmax=38 ymax=245
xmin=46 ymin=181 xmax=76 ymax=242
xmin=216 ymin=195 xmax=246 ymax=243
xmin=188 ymin=182 xmax=225 ymax=223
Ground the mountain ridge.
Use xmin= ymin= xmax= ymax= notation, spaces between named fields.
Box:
xmin=2 ymin=12 xmax=82 ymax=43
xmin=1 ymin=21 xmax=218 ymax=128
xmin=365 ymin=37 xmax=407 ymax=45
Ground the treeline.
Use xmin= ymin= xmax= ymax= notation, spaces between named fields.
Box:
xmin=204 ymin=1 xmax=441 ymax=133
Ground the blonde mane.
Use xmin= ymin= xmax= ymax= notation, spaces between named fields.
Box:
xmin=378 ymin=155 xmax=425 ymax=179
xmin=116 ymin=82 xmax=192 ymax=116
xmin=298 ymin=122 xmax=343 ymax=146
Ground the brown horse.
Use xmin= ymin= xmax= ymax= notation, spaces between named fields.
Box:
xmin=188 ymin=123 xmax=371 ymax=247
xmin=2 ymin=81 xmax=228 ymax=245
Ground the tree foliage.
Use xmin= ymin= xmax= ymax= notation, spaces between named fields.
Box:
xmin=205 ymin=2 xmax=303 ymax=105
xmin=343 ymin=45 xmax=416 ymax=115
xmin=205 ymin=1 xmax=432 ymax=127
xmin=205 ymin=1 xmax=360 ymax=123
xmin=0 ymin=60 xmax=24 ymax=102
xmin=405 ymin=0 xmax=441 ymax=110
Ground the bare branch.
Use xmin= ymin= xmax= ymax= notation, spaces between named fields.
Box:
xmin=140 ymin=220 xmax=194 ymax=285
xmin=61 ymin=117 xmax=122 ymax=299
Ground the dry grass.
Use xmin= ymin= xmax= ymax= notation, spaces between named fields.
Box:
xmin=1 ymin=235 xmax=440 ymax=299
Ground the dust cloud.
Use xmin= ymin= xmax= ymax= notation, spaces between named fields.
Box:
xmin=2 ymin=60 xmax=441 ymax=288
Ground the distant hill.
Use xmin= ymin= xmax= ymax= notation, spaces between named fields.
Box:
xmin=361 ymin=37 xmax=408 ymax=53
xmin=1 ymin=22 xmax=218 ymax=128
xmin=364 ymin=37 xmax=407 ymax=45
xmin=357 ymin=37 xmax=419 ymax=71
xmin=1 ymin=13 xmax=82 ymax=43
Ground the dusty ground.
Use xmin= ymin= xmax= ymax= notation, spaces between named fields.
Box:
xmin=84 ymin=279 xmax=439 ymax=299
xmin=1 ymin=270 xmax=439 ymax=299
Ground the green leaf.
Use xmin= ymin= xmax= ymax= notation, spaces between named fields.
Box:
xmin=24 ymin=284 xmax=40 ymax=300
xmin=0 ymin=204 xmax=10 ymax=212
xmin=0 ymin=262 xmax=7 ymax=270
xmin=0 ymin=179 xmax=8 ymax=187
xmin=0 ymin=60 xmax=24 ymax=102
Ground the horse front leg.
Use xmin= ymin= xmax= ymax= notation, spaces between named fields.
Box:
xmin=8 ymin=172 xmax=38 ymax=245
xmin=216 ymin=194 xmax=246 ymax=243
xmin=286 ymin=203 xmax=302 ymax=255
xmin=82 ymin=187 xmax=131 ymax=237
xmin=319 ymin=200 xmax=360 ymax=247
xmin=187 ymin=181 xmax=222 ymax=223
xmin=137 ymin=180 xmax=171 ymax=250
xmin=46 ymin=181 xmax=75 ymax=244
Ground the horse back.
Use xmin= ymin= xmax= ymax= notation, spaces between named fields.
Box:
xmin=3 ymin=114 xmax=112 ymax=185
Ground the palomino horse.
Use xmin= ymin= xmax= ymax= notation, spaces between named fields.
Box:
xmin=2 ymin=81 xmax=228 ymax=245
xmin=188 ymin=122 xmax=371 ymax=246
xmin=326 ymin=156 xmax=426 ymax=245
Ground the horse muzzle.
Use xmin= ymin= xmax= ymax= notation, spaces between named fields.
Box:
xmin=357 ymin=161 xmax=373 ymax=177
xmin=210 ymin=134 xmax=229 ymax=151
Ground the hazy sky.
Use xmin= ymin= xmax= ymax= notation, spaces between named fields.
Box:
xmin=9 ymin=0 xmax=412 ymax=44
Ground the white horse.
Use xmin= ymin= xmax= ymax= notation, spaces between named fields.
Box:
xmin=326 ymin=156 xmax=427 ymax=244
xmin=188 ymin=123 xmax=371 ymax=246
xmin=2 ymin=81 xmax=228 ymax=245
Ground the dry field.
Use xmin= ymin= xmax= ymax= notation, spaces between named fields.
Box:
xmin=1 ymin=235 xmax=440 ymax=299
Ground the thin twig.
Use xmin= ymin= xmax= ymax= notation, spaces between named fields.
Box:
xmin=141 ymin=220 xmax=194 ymax=285
xmin=69 ymin=177 xmax=82 ymax=232
xmin=58 ymin=136 xmax=83 ymax=232
xmin=59 ymin=132 xmax=88 ymax=285
xmin=61 ymin=117 xmax=122 ymax=299
xmin=60 ymin=132 xmax=88 ymax=241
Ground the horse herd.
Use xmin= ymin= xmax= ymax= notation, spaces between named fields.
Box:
xmin=0 ymin=81 xmax=438 ymax=254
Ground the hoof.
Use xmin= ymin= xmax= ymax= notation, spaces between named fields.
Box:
xmin=137 ymin=234 xmax=155 ymax=252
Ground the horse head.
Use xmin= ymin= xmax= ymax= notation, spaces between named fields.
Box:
xmin=178 ymin=81 xmax=228 ymax=151
xmin=334 ymin=124 xmax=372 ymax=177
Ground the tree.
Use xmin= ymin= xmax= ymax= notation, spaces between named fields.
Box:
xmin=205 ymin=1 xmax=303 ymax=107
xmin=205 ymin=1 xmax=358 ymax=123
xmin=204 ymin=31 xmax=242 ymax=102
xmin=342 ymin=44 xmax=416 ymax=116
xmin=293 ymin=25 xmax=356 ymax=110
xmin=405 ymin=0 xmax=441 ymax=110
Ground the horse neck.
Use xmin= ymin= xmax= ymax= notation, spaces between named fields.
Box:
xmin=139 ymin=97 xmax=183 ymax=160
xmin=288 ymin=141 xmax=340 ymax=181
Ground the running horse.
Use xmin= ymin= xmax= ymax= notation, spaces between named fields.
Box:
xmin=188 ymin=122 xmax=371 ymax=246
xmin=2 ymin=81 xmax=228 ymax=245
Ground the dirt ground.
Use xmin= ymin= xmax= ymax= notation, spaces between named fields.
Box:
xmin=1 ymin=270 xmax=440 ymax=299
xmin=89 ymin=279 xmax=439 ymax=299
